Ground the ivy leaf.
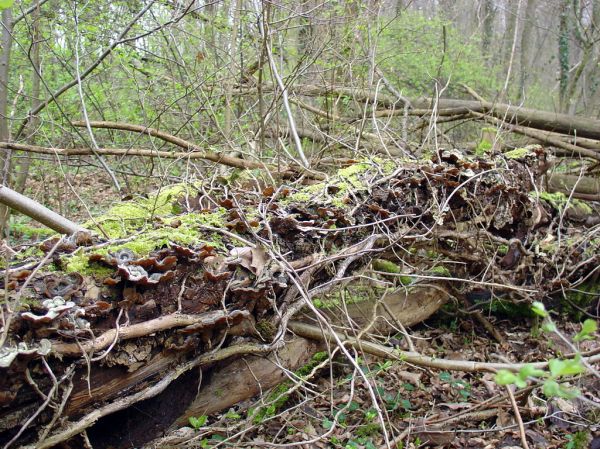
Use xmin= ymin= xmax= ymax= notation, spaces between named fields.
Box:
xmin=573 ymin=319 xmax=597 ymax=342
xmin=0 ymin=0 xmax=14 ymax=10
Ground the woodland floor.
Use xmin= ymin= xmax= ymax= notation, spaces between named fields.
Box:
xmin=9 ymin=158 xmax=600 ymax=449
xmin=152 ymin=309 xmax=599 ymax=449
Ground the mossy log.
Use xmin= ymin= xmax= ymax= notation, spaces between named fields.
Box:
xmin=1 ymin=148 xmax=598 ymax=449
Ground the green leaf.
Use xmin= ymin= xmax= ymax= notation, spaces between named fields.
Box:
xmin=0 ymin=0 xmax=14 ymax=10
xmin=514 ymin=378 xmax=528 ymax=389
xmin=542 ymin=322 xmax=557 ymax=333
xmin=188 ymin=415 xmax=208 ymax=429
xmin=548 ymin=358 xmax=585 ymax=378
xmin=225 ymin=410 xmax=241 ymax=420
xmin=542 ymin=379 xmax=560 ymax=397
xmin=518 ymin=364 xmax=545 ymax=379
xmin=322 ymin=418 xmax=333 ymax=430
xmin=531 ymin=301 xmax=548 ymax=318
xmin=495 ymin=370 xmax=517 ymax=385
xmin=557 ymin=385 xmax=580 ymax=399
xmin=439 ymin=371 xmax=452 ymax=382
xmin=573 ymin=319 xmax=597 ymax=342
xmin=400 ymin=399 xmax=412 ymax=410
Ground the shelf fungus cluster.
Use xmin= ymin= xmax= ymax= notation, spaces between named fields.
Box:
xmin=0 ymin=150 xmax=598 ymax=448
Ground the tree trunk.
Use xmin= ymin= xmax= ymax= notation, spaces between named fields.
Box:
xmin=518 ymin=0 xmax=537 ymax=101
xmin=13 ymin=0 xmax=42 ymax=196
xmin=558 ymin=0 xmax=570 ymax=112
xmin=0 ymin=8 xmax=13 ymax=236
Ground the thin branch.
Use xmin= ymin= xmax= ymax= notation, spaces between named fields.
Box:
xmin=70 ymin=120 xmax=266 ymax=170
xmin=11 ymin=0 xmax=51 ymax=26
xmin=14 ymin=1 xmax=157 ymax=139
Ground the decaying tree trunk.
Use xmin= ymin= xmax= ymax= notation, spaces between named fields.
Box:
xmin=0 ymin=148 xmax=598 ymax=449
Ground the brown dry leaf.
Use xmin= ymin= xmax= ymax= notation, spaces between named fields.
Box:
xmin=496 ymin=409 xmax=514 ymax=427
xmin=229 ymin=246 xmax=268 ymax=277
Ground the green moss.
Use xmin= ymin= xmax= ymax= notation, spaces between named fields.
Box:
xmin=284 ymin=158 xmax=395 ymax=208
xmin=475 ymin=139 xmax=492 ymax=155
xmin=255 ymin=319 xmax=277 ymax=340
xmin=15 ymin=246 xmax=44 ymax=262
xmin=64 ymin=249 xmax=112 ymax=276
xmin=429 ymin=265 xmax=451 ymax=277
xmin=62 ymin=183 xmax=227 ymax=274
xmin=535 ymin=191 xmax=593 ymax=215
xmin=249 ymin=351 xmax=330 ymax=424
xmin=313 ymin=284 xmax=387 ymax=309
xmin=372 ymin=259 xmax=401 ymax=274
xmin=504 ymin=145 xmax=539 ymax=159
xmin=481 ymin=297 xmax=535 ymax=318
xmin=85 ymin=183 xmax=200 ymax=239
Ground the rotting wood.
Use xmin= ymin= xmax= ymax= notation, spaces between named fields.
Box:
xmin=1 ymin=152 xmax=598 ymax=449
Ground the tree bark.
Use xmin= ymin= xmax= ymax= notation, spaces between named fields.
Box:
xmin=0 ymin=8 xmax=13 ymax=236
xmin=0 ymin=185 xmax=84 ymax=234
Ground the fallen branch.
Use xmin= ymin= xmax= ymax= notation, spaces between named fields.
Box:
xmin=69 ymin=121 xmax=326 ymax=179
xmin=0 ymin=142 xmax=221 ymax=160
xmin=0 ymin=185 xmax=84 ymax=235
xmin=24 ymin=342 xmax=273 ymax=449
xmin=70 ymin=120 xmax=266 ymax=170
xmin=470 ymin=111 xmax=600 ymax=161
xmin=238 ymin=83 xmax=600 ymax=139
xmin=287 ymin=321 xmax=600 ymax=373
xmin=51 ymin=310 xmax=252 ymax=356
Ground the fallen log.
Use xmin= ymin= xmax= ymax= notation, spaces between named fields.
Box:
xmin=1 ymin=149 xmax=598 ymax=449
xmin=280 ymin=84 xmax=600 ymax=140
xmin=238 ymin=83 xmax=600 ymax=148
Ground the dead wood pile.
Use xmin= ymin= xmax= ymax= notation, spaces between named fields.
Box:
xmin=0 ymin=147 xmax=598 ymax=449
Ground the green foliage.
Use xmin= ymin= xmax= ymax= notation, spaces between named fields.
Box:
xmin=9 ymin=216 xmax=55 ymax=241
xmin=495 ymin=303 xmax=595 ymax=399
xmin=0 ymin=0 xmax=14 ymax=10
xmin=249 ymin=351 xmax=329 ymax=424
xmin=438 ymin=371 xmax=471 ymax=399
xmin=564 ymin=431 xmax=589 ymax=449
xmin=564 ymin=283 xmax=600 ymax=320
xmin=377 ymin=11 xmax=500 ymax=97
xmin=188 ymin=415 xmax=208 ymax=430
xmin=474 ymin=139 xmax=493 ymax=155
